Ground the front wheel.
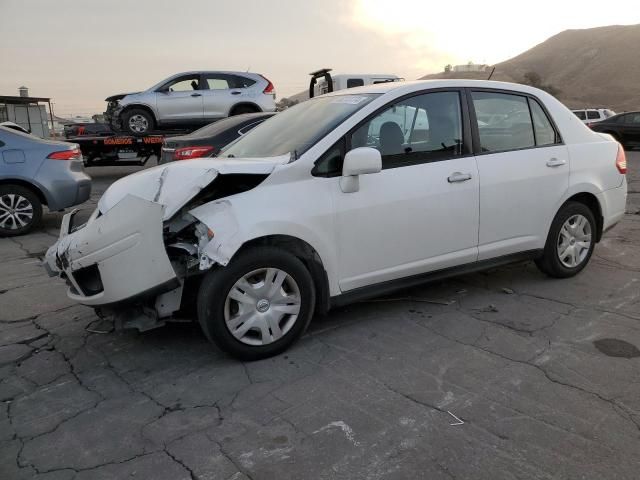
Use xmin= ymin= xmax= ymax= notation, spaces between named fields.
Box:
xmin=535 ymin=201 xmax=596 ymax=278
xmin=122 ymin=108 xmax=155 ymax=136
xmin=197 ymin=247 xmax=316 ymax=360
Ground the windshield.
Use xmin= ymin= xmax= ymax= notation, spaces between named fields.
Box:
xmin=220 ymin=94 xmax=379 ymax=159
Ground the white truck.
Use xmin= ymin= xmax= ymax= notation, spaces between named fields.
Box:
xmin=309 ymin=68 xmax=403 ymax=98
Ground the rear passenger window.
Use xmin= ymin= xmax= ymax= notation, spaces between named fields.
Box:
xmin=472 ymin=92 xmax=534 ymax=152
xmin=347 ymin=78 xmax=364 ymax=89
xmin=230 ymin=75 xmax=256 ymax=89
xmin=529 ymin=100 xmax=558 ymax=146
xmin=587 ymin=111 xmax=600 ymax=120
xmin=574 ymin=111 xmax=586 ymax=120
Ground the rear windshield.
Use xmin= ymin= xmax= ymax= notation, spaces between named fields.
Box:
xmin=220 ymin=94 xmax=379 ymax=159
xmin=187 ymin=114 xmax=274 ymax=139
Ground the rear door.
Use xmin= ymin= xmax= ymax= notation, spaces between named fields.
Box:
xmin=470 ymin=89 xmax=568 ymax=260
xmin=155 ymin=74 xmax=204 ymax=123
xmin=202 ymin=74 xmax=257 ymax=119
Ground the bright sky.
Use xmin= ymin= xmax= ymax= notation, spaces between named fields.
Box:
xmin=1 ymin=0 xmax=638 ymax=117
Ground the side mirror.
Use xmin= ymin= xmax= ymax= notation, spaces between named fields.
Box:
xmin=340 ymin=147 xmax=382 ymax=193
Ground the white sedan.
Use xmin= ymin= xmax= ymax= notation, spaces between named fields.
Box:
xmin=46 ymin=79 xmax=627 ymax=360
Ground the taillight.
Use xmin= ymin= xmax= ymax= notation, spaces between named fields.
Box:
xmin=47 ymin=147 xmax=81 ymax=160
xmin=172 ymin=146 xmax=216 ymax=160
xmin=260 ymin=75 xmax=275 ymax=95
xmin=616 ymin=144 xmax=627 ymax=174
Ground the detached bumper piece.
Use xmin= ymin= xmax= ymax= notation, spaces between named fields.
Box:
xmin=45 ymin=195 xmax=178 ymax=306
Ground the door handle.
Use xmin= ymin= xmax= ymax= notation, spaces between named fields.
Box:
xmin=191 ymin=93 xmax=202 ymax=97
xmin=546 ymin=158 xmax=566 ymax=167
xmin=231 ymin=91 xmax=242 ymax=95
xmin=447 ymin=172 xmax=472 ymax=183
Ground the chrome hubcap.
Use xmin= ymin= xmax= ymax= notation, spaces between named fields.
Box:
xmin=128 ymin=114 xmax=149 ymax=133
xmin=557 ymin=214 xmax=592 ymax=268
xmin=224 ymin=268 xmax=301 ymax=346
xmin=0 ymin=194 xmax=33 ymax=230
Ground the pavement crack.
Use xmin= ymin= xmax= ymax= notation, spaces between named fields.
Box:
xmin=409 ymin=318 xmax=640 ymax=433
xmin=163 ymin=448 xmax=198 ymax=480
xmin=205 ymin=433 xmax=255 ymax=480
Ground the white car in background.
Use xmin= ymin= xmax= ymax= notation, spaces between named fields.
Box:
xmin=572 ymin=108 xmax=616 ymax=124
xmin=46 ymin=80 xmax=627 ymax=360
xmin=104 ymin=71 xmax=277 ymax=135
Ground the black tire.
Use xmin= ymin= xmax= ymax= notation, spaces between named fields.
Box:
xmin=197 ymin=247 xmax=316 ymax=360
xmin=122 ymin=108 xmax=155 ymax=136
xmin=535 ymin=201 xmax=596 ymax=278
xmin=0 ymin=184 xmax=42 ymax=237
xmin=230 ymin=105 xmax=258 ymax=116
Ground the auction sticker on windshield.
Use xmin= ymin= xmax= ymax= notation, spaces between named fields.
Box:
xmin=330 ymin=96 xmax=369 ymax=105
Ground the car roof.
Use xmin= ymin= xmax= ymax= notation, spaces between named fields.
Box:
xmin=322 ymin=79 xmax=552 ymax=97
xmin=169 ymin=71 xmax=263 ymax=77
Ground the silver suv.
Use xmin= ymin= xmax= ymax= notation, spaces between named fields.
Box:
xmin=105 ymin=71 xmax=276 ymax=135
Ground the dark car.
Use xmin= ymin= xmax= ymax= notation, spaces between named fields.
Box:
xmin=0 ymin=126 xmax=91 ymax=236
xmin=590 ymin=111 xmax=640 ymax=150
xmin=63 ymin=123 xmax=113 ymax=139
xmin=159 ymin=112 xmax=275 ymax=163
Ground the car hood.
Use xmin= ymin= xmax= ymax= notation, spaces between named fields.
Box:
xmin=105 ymin=92 xmax=141 ymax=102
xmin=97 ymin=155 xmax=290 ymax=220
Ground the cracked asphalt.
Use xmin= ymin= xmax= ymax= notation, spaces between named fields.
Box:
xmin=1 ymin=155 xmax=640 ymax=480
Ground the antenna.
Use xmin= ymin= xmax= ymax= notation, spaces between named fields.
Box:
xmin=487 ymin=66 xmax=496 ymax=81
xmin=246 ymin=66 xmax=251 ymax=72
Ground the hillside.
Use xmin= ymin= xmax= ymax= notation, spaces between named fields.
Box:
xmin=421 ymin=24 xmax=640 ymax=112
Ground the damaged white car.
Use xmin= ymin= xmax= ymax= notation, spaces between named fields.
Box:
xmin=46 ymin=80 xmax=627 ymax=360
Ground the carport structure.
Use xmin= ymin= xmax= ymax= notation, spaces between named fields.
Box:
xmin=0 ymin=94 xmax=56 ymax=138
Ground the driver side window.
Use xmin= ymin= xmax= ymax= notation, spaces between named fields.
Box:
xmin=162 ymin=75 xmax=201 ymax=92
xmin=350 ymin=91 xmax=463 ymax=169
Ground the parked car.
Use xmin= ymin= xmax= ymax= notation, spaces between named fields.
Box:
xmin=45 ymin=80 xmax=627 ymax=360
xmin=572 ymin=108 xmax=616 ymax=124
xmin=63 ymin=122 xmax=113 ymax=138
xmin=0 ymin=121 xmax=30 ymax=134
xmin=589 ymin=111 xmax=640 ymax=150
xmin=160 ymin=112 xmax=275 ymax=164
xmin=104 ymin=71 xmax=277 ymax=136
xmin=0 ymin=126 xmax=91 ymax=236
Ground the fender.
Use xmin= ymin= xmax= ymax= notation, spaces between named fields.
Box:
xmin=189 ymin=199 xmax=341 ymax=296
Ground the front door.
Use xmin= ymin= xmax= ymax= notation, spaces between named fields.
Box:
xmin=330 ymin=90 xmax=480 ymax=291
xmin=155 ymin=74 xmax=204 ymax=123
xmin=469 ymin=90 xmax=569 ymax=260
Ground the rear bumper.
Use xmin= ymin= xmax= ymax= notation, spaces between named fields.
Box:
xmin=36 ymin=159 xmax=92 ymax=210
xmin=598 ymin=180 xmax=627 ymax=233
xmin=45 ymin=195 xmax=177 ymax=306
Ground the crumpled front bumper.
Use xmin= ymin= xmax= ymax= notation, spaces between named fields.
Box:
xmin=45 ymin=195 xmax=178 ymax=306
xmin=104 ymin=102 xmax=124 ymax=131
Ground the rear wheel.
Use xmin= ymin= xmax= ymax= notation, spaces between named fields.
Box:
xmin=122 ymin=108 xmax=155 ymax=135
xmin=231 ymin=105 xmax=258 ymax=116
xmin=535 ymin=201 xmax=596 ymax=278
xmin=197 ymin=247 xmax=315 ymax=360
xmin=0 ymin=185 xmax=42 ymax=236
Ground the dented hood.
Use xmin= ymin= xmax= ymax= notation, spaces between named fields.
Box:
xmin=98 ymin=155 xmax=290 ymax=219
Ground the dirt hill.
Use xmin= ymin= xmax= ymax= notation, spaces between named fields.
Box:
xmin=421 ymin=24 xmax=640 ymax=112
